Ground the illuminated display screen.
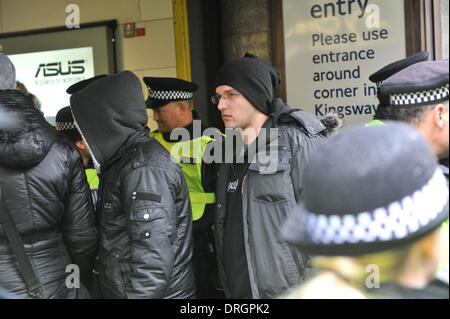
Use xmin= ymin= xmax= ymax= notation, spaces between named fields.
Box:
xmin=9 ymin=47 xmax=95 ymax=124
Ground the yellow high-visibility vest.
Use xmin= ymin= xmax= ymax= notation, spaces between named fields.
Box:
xmin=85 ymin=168 xmax=99 ymax=208
xmin=150 ymin=131 xmax=216 ymax=221
xmin=365 ymin=119 xmax=385 ymax=127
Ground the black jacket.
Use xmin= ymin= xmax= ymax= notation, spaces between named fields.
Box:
xmin=70 ymin=71 xmax=195 ymax=298
xmin=214 ymin=104 xmax=327 ymax=298
xmin=0 ymin=90 xmax=98 ymax=298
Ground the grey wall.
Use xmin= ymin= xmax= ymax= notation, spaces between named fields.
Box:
xmin=187 ymin=0 xmax=224 ymax=129
xmin=219 ymin=0 xmax=272 ymax=64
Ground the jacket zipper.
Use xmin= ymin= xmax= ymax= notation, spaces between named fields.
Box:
xmin=241 ymin=175 xmax=247 ymax=195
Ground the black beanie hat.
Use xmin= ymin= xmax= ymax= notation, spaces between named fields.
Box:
xmin=215 ymin=53 xmax=282 ymax=115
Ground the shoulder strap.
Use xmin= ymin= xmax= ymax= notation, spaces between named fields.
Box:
xmin=0 ymin=183 xmax=42 ymax=298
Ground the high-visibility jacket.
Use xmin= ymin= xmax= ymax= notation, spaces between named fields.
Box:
xmin=85 ymin=168 xmax=99 ymax=208
xmin=150 ymin=131 xmax=215 ymax=221
xmin=365 ymin=119 xmax=385 ymax=127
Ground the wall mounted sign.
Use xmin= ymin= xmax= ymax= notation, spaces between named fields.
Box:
xmin=283 ymin=0 xmax=406 ymax=127
xmin=9 ymin=47 xmax=95 ymax=124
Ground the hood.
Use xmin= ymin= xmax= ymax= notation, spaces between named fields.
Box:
xmin=269 ymin=98 xmax=326 ymax=136
xmin=70 ymin=71 xmax=148 ymax=167
xmin=0 ymin=90 xmax=55 ymax=169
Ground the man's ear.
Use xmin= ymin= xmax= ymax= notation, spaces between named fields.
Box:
xmin=433 ymin=104 xmax=447 ymax=129
xmin=75 ymin=140 xmax=87 ymax=150
xmin=418 ymin=228 xmax=441 ymax=260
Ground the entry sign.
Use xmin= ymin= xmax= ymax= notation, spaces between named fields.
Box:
xmin=283 ymin=0 xmax=406 ymax=127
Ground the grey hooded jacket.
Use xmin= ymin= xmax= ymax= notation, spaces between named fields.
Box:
xmin=70 ymin=71 xmax=195 ymax=299
xmin=214 ymin=108 xmax=327 ymax=299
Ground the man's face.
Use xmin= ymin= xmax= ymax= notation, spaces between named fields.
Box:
xmin=215 ymin=85 xmax=258 ymax=130
xmin=75 ymin=140 xmax=92 ymax=168
xmin=152 ymin=102 xmax=182 ymax=133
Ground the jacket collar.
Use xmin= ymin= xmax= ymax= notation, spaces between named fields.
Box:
xmin=102 ymin=128 xmax=150 ymax=172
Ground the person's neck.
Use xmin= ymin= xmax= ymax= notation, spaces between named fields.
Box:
xmin=82 ymin=157 xmax=89 ymax=168
xmin=395 ymin=268 xmax=430 ymax=290
xmin=394 ymin=244 xmax=434 ymax=290
xmin=177 ymin=115 xmax=193 ymax=127
xmin=240 ymin=114 xmax=269 ymax=145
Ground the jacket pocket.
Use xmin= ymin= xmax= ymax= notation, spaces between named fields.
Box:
xmin=129 ymin=206 xmax=166 ymax=241
xmin=248 ymin=155 xmax=292 ymax=205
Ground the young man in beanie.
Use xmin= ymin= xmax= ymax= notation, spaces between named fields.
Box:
xmin=281 ymin=123 xmax=449 ymax=298
xmin=212 ymin=53 xmax=330 ymax=299
xmin=70 ymin=71 xmax=195 ymax=298
xmin=143 ymin=77 xmax=223 ymax=298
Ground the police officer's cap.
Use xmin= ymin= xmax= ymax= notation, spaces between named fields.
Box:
xmin=143 ymin=77 xmax=198 ymax=109
xmin=66 ymin=74 xmax=107 ymax=94
xmin=369 ymin=51 xmax=429 ymax=85
xmin=55 ymin=106 xmax=76 ymax=132
xmin=282 ymin=122 xmax=449 ymax=256
xmin=379 ymin=60 xmax=449 ymax=108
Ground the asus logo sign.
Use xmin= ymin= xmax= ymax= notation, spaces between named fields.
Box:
xmin=35 ymin=60 xmax=85 ymax=77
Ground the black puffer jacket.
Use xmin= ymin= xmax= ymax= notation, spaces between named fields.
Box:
xmin=70 ymin=71 xmax=195 ymax=299
xmin=0 ymin=90 xmax=98 ymax=298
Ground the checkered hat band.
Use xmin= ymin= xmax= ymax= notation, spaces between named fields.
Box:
xmin=305 ymin=168 xmax=448 ymax=245
xmin=148 ymin=89 xmax=193 ymax=100
xmin=390 ymin=83 xmax=449 ymax=106
xmin=55 ymin=121 xmax=77 ymax=131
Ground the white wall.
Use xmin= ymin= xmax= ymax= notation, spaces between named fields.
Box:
xmin=0 ymin=0 xmax=178 ymax=130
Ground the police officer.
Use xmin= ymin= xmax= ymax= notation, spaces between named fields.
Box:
xmin=55 ymin=106 xmax=99 ymax=206
xmin=143 ymin=77 xmax=223 ymax=298
xmin=366 ymin=54 xmax=449 ymax=177
xmin=377 ymin=59 xmax=448 ymax=165
xmin=281 ymin=123 xmax=449 ymax=299
xmin=366 ymin=51 xmax=430 ymax=127
xmin=377 ymin=58 xmax=449 ymax=286
xmin=55 ymin=75 xmax=107 ymax=298
xmin=55 ymin=75 xmax=107 ymax=207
